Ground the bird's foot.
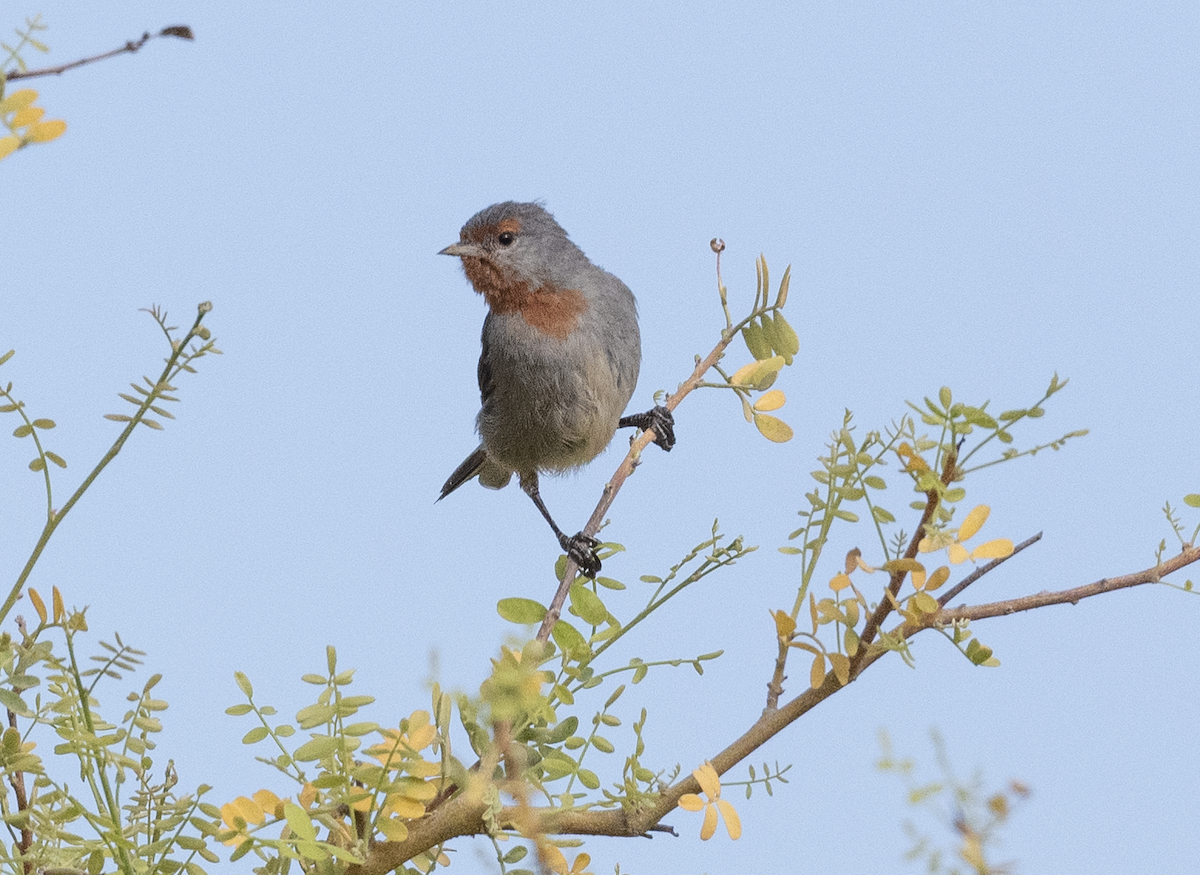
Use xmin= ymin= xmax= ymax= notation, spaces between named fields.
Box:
xmin=559 ymin=531 xmax=601 ymax=578
xmin=620 ymin=405 xmax=676 ymax=452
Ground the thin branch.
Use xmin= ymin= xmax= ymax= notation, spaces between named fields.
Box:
xmin=935 ymin=544 xmax=1200 ymax=623
xmin=936 ymin=532 xmax=1043 ymax=607
xmin=765 ymin=637 xmax=788 ymax=710
xmin=536 ymin=334 xmax=738 ymax=642
xmin=3 ymin=26 xmax=193 ymax=81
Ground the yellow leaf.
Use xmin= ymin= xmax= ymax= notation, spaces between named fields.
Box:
xmin=405 ymin=759 xmax=441 ymax=777
xmin=882 ymin=558 xmax=924 ymax=574
xmin=925 ymin=566 xmax=951 ymax=591
xmin=971 ymin=538 xmax=1014 ymax=560
xmin=11 ymin=107 xmax=44 ymax=127
xmin=753 ymin=389 xmax=786 ymax=412
xmin=896 ymin=443 xmax=930 ymax=472
xmin=911 ymin=592 xmax=940 ymax=614
xmin=541 ymin=843 xmax=569 ymax=875
xmin=231 ymin=796 xmax=265 ymax=820
xmin=299 ymin=783 xmax=318 ymax=808
xmin=700 ymin=803 xmax=718 ymax=840
xmin=771 ymin=609 xmax=796 ymax=640
xmin=731 ymin=355 xmax=785 ymax=389
xmin=855 ymin=555 xmax=876 ymax=573
xmin=407 ymin=722 xmax=436 ymax=750
xmin=0 ymin=136 xmax=19 ymax=160
xmin=52 ymin=586 xmax=64 ymax=623
xmin=678 ymin=793 xmax=704 ymax=812
xmin=28 ymin=589 xmax=47 ymax=623
xmin=810 ymin=653 xmax=826 ymax=689
xmin=911 ymin=567 xmax=927 ymax=590
xmin=828 ymin=652 xmax=850 ymax=685
xmin=717 ymin=798 xmax=742 ymax=839
xmin=958 ymin=504 xmax=990 ymax=542
xmin=0 ymin=89 xmax=38 ymax=112
xmin=754 ymin=413 xmax=793 ymax=443
xmin=693 ymin=762 xmax=720 ymax=799
xmin=730 ymin=361 xmax=759 ymax=385
xmin=219 ymin=802 xmax=241 ymax=830
xmin=25 ymin=120 xmax=67 ymax=143
xmin=377 ymin=816 xmax=409 ymax=842
xmin=252 ymin=789 xmax=283 ymax=817
xmin=829 ymin=572 xmax=851 ymax=592
xmin=385 ymin=796 xmax=425 ymax=819
xmin=948 ymin=543 xmax=969 ymax=564
xmin=787 ymin=640 xmax=822 ymax=657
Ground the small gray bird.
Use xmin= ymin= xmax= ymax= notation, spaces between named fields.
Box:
xmin=438 ymin=201 xmax=674 ymax=576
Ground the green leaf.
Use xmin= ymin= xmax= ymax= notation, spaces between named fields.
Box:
xmin=234 ymin=672 xmax=253 ymax=698
xmin=754 ymin=413 xmax=794 ymax=443
xmin=497 ymin=598 xmax=547 ymax=624
xmin=863 ymin=476 xmax=887 ymax=490
xmin=569 ymin=584 xmax=609 ymax=626
xmin=503 ymin=846 xmax=528 ymax=864
xmin=592 ymin=735 xmax=615 ymax=754
xmin=742 ymin=319 xmax=773 ymax=360
xmin=775 ymin=264 xmax=791 ymax=308
xmin=604 ymin=684 xmax=626 ymax=709
xmin=28 ymin=457 xmax=44 ymax=472
xmin=225 ymin=703 xmax=253 ymax=716
xmin=595 ymin=576 xmax=625 ymax=590
xmin=545 ymin=716 xmax=578 ymax=744
xmin=293 ymin=735 xmax=339 ymax=762
xmin=1184 ymin=494 xmax=1200 ymax=508
xmin=551 ymin=620 xmax=588 ymax=657
xmin=771 ymin=312 xmax=800 ymax=363
xmin=576 ymin=768 xmax=600 ymax=789
xmin=12 ymin=424 xmax=32 ymax=438
xmin=0 ymin=689 xmax=30 ymax=716
xmin=872 ymin=506 xmax=896 ymax=524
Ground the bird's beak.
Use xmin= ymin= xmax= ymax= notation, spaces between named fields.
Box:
xmin=439 ymin=242 xmax=482 ymax=258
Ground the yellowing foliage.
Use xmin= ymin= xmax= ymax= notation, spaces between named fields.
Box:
xmin=0 ymin=88 xmax=67 ymax=161
xmin=678 ymin=762 xmax=742 ymax=840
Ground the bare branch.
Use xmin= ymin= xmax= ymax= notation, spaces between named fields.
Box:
xmin=4 ymin=26 xmax=193 ymax=81
xmin=937 ymin=532 xmax=1044 ymax=607
xmin=936 ymin=544 xmax=1200 ymax=623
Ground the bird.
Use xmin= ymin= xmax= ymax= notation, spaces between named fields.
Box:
xmin=437 ymin=201 xmax=674 ymax=577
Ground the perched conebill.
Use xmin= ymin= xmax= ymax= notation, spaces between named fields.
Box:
xmin=437 ymin=201 xmax=674 ymax=577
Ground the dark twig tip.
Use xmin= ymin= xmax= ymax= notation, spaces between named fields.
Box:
xmin=160 ymin=25 xmax=194 ymax=41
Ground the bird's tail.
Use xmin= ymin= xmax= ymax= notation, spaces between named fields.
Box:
xmin=439 ymin=445 xmax=513 ymax=500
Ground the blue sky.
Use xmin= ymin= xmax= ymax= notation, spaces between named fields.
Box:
xmin=5 ymin=2 xmax=1198 ymax=872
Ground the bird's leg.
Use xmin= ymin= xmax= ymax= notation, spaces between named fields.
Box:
xmin=619 ymin=405 xmax=676 ymax=452
xmin=519 ymin=471 xmax=601 ymax=578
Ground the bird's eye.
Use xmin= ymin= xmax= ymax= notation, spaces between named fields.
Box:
xmin=497 ymin=231 xmax=515 ymax=246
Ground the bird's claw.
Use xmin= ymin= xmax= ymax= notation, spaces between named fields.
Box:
xmin=620 ymin=405 xmax=676 ymax=452
xmin=560 ymin=532 xmax=601 ymax=577
xmin=645 ymin=405 xmax=675 ymax=452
